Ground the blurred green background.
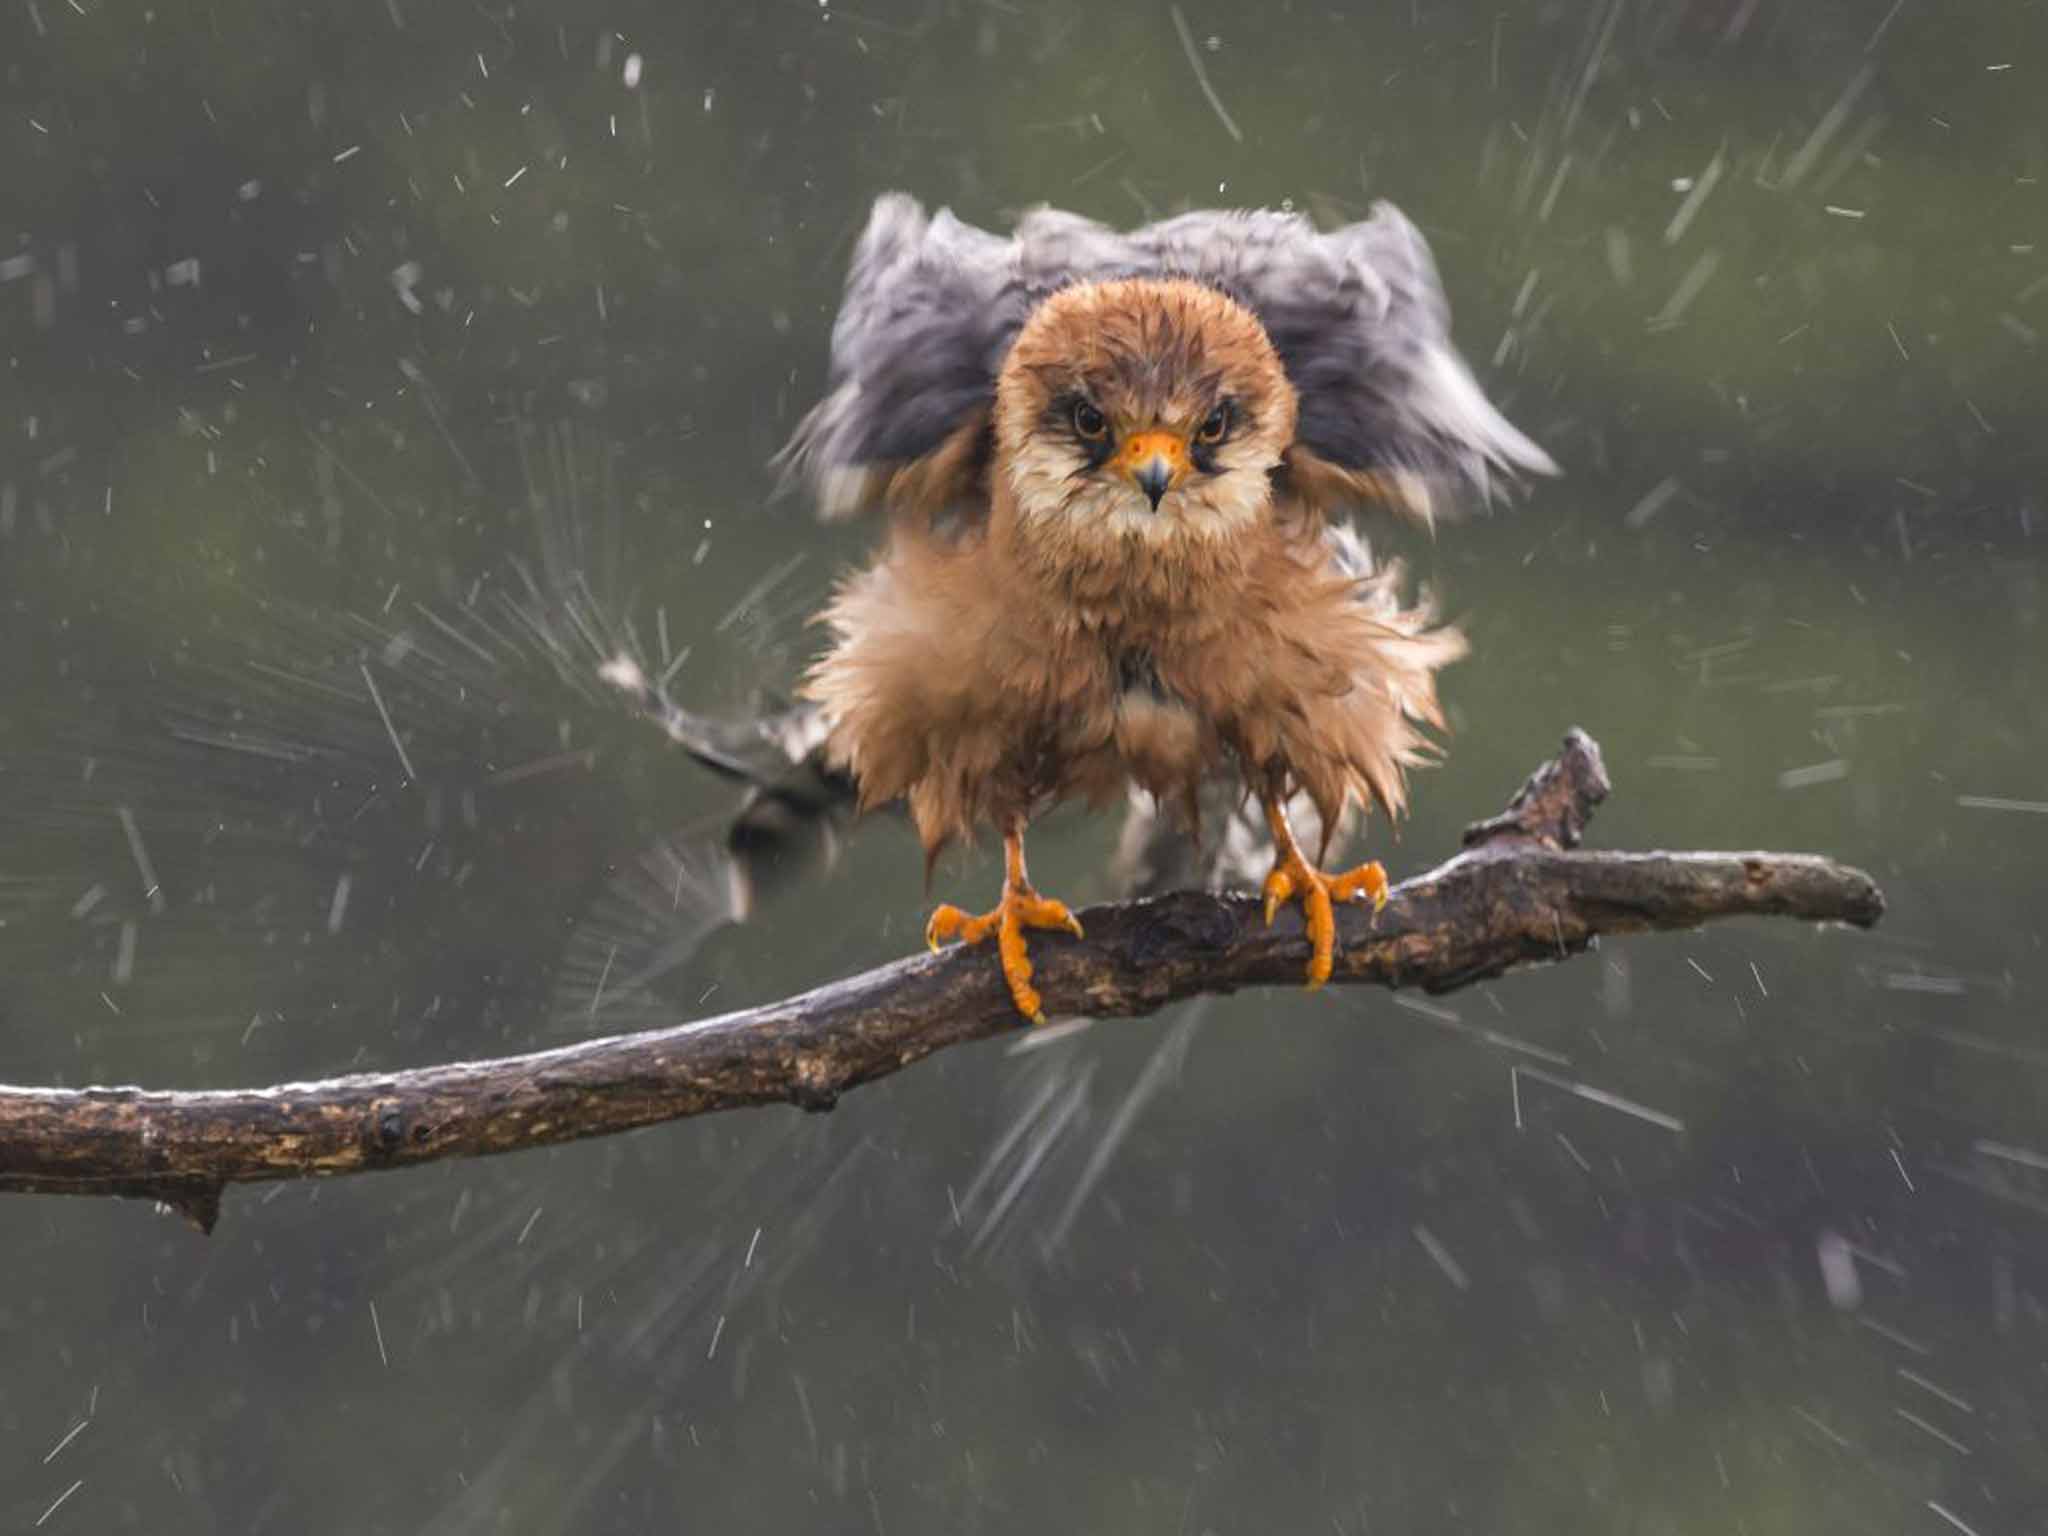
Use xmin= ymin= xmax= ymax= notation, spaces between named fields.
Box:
xmin=3 ymin=0 xmax=2045 ymax=1530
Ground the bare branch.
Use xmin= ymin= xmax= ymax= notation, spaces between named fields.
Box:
xmin=0 ymin=731 xmax=1882 ymax=1234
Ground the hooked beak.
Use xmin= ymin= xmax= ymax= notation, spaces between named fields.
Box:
xmin=1118 ymin=429 xmax=1189 ymax=511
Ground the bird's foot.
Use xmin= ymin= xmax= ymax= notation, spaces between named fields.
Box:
xmin=927 ymin=883 xmax=1084 ymax=1026
xmin=1261 ymin=847 xmax=1388 ymax=989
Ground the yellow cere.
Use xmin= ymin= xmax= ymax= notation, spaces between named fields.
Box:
xmin=1117 ymin=428 xmax=1190 ymax=484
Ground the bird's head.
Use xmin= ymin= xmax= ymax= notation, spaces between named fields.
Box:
xmin=992 ymin=277 xmax=1296 ymax=556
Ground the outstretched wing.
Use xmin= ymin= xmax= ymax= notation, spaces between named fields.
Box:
xmin=1129 ymin=204 xmax=1556 ymax=521
xmin=773 ymin=195 xmax=1128 ymax=519
xmin=777 ymin=194 xmax=1553 ymax=522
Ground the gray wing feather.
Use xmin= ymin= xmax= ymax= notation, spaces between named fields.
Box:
xmin=774 ymin=195 xmax=1133 ymax=516
xmin=778 ymin=194 xmax=1553 ymax=516
xmin=774 ymin=196 xmax=1016 ymax=515
xmin=1126 ymin=204 xmax=1556 ymax=494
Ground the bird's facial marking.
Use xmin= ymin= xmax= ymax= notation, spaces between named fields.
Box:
xmin=1049 ymin=393 xmax=1118 ymax=474
xmin=1188 ymin=398 xmax=1235 ymax=476
xmin=1043 ymin=393 xmax=1231 ymax=513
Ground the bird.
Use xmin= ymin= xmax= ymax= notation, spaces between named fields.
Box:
xmin=777 ymin=193 xmax=1555 ymax=1024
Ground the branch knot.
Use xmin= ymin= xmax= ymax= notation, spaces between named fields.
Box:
xmin=1461 ymin=727 xmax=1610 ymax=850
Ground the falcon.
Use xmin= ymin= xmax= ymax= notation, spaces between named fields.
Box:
xmin=779 ymin=194 xmax=1554 ymax=1023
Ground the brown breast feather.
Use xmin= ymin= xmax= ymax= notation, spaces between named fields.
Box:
xmin=803 ymin=505 xmax=1463 ymax=858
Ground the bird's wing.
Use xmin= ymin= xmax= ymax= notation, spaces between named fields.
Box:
xmin=774 ymin=195 xmax=1131 ymax=519
xmin=1130 ymin=203 xmax=1556 ymax=521
xmin=778 ymin=195 xmax=1552 ymax=523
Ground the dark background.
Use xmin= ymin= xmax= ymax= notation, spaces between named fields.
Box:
xmin=3 ymin=0 xmax=2044 ymax=1530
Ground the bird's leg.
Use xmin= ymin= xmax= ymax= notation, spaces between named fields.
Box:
xmin=925 ymin=825 xmax=1084 ymax=1026
xmin=1259 ymin=794 xmax=1389 ymax=989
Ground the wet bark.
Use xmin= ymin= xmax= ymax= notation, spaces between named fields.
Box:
xmin=0 ymin=731 xmax=1883 ymax=1234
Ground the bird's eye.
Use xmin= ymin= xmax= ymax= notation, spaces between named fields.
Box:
xmin=1197 ymin=404 xmax=1231 ymax=446
xmin=1071 ymin=400 xmax=1108 ymax=440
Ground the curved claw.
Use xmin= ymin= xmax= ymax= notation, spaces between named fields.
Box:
xmin=1261 ymin=865 xmax=1297 ymax=927
xmin=1016 ymin=894 xmax=1085 ymax=941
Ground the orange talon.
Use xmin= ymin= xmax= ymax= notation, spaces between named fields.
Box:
xmin=1260 ymin=796 xmax=1388 ymax=989
xmin=926 ymin=827 xmax=1083 ymax=1025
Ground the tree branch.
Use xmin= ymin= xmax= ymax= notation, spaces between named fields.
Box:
xmin=0 ymin=731 xmax=1883 ymax=1234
